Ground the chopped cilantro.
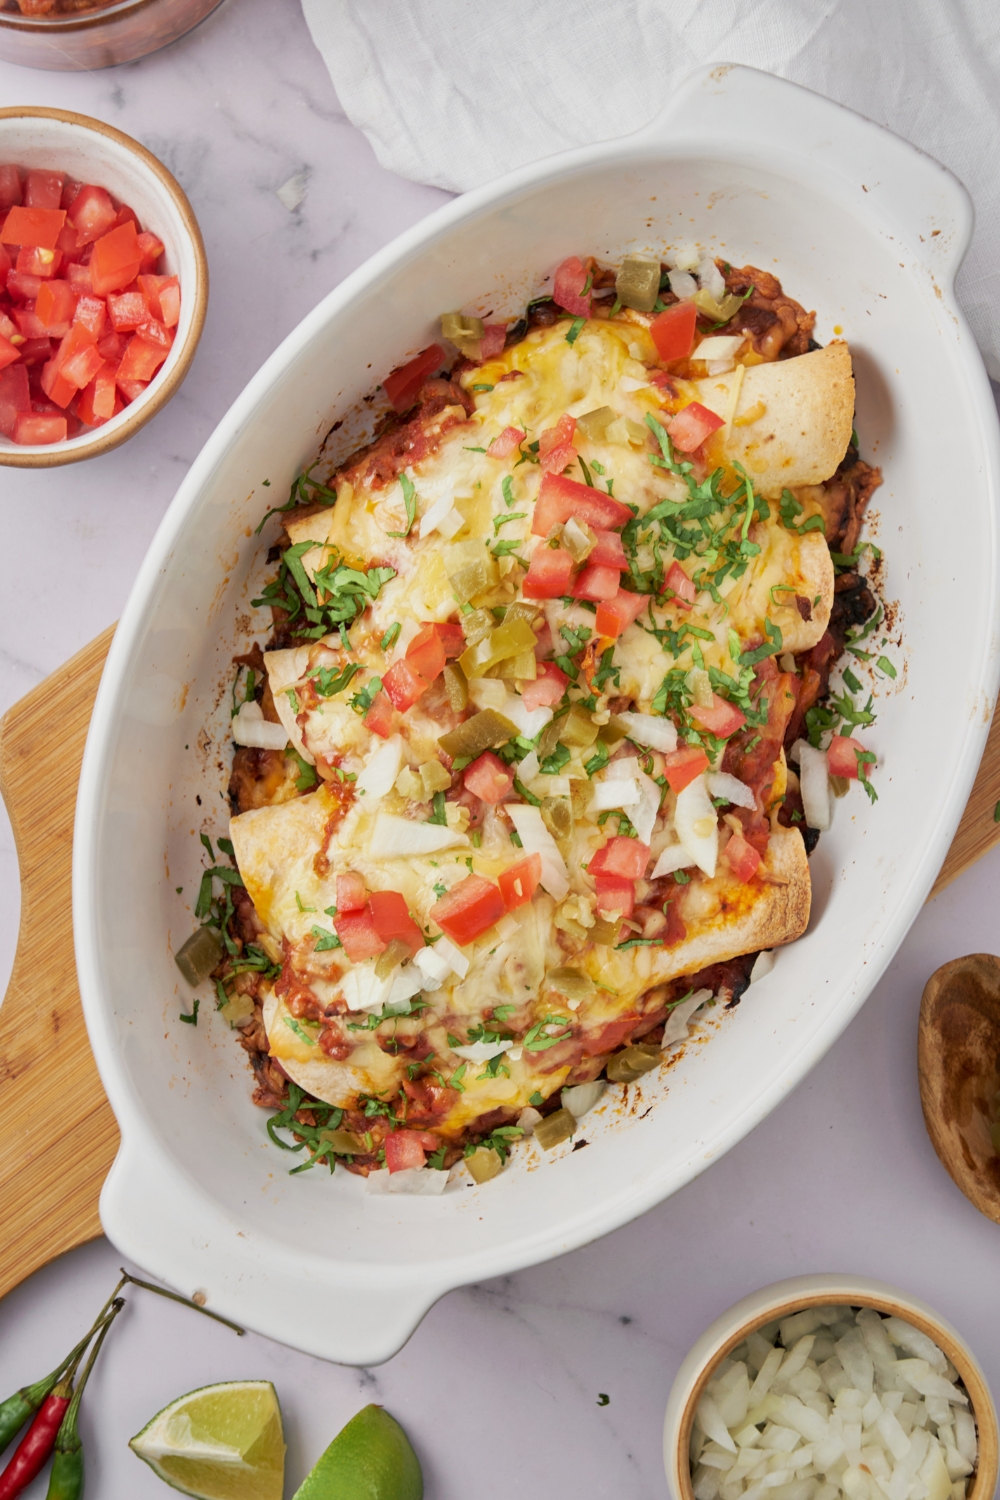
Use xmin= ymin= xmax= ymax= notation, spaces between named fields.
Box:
xmin=179 ymin=1000 xmax=200 ymax=1025
xmin=565 ymin=316 xmax=586 ymax=344
xmin=380 ymin=622 xmax=401 ymax=652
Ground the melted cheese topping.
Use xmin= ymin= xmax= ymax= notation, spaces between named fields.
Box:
xmin=231 ymin=317 xmax=847 ymax=1138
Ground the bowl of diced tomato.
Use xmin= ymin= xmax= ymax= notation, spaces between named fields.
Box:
xmin=0 ymin=105 xmax=207 ymax=465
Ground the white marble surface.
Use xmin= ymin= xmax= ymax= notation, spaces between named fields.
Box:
xmin=2 ymin=4 xmax=1000 ymax=1497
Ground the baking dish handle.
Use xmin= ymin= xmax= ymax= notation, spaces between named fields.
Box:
xmin=637 ymin=64 xmax=973 ymax=284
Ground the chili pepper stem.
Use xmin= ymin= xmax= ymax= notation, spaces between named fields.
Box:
xmin=117 ymin=1269 xmax=244 ymax=1335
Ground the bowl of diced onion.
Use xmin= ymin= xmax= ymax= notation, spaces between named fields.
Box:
xmin=663 ymin=1276 xmax=998 ymax=1500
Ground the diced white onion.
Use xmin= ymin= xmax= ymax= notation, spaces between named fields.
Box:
xmin=467 ymin=678 xmax=507 ymax=710
xmin=506 ymin=803 xmax=569 ymax=901
xmin=650 ymin=842 xmax=694 ymax=878
xmin=418 ymin=490 xmax=458 ymax=538
xmin=232 ymin=700 xmax=290 ymax=751
xmin=705 ymin=358 xmax=735 ymax=376
xmin=749 ymin=950 xmax=775 ymax=983
xmin=414 ymin=931 xmax=469 ymax=988
xmin=517 ymin=1105 xmax=543 ymax=1135
xmin=689 ymin=1304 xmax=976 ymax=1500
xmin=674 ymin=773 xmax=719 ymax=878
xmin=502 ymin=691 xmax=553 ymax=739
xmin=668 ymin=269 xmax=697 ymax=299
xmin=385 ymin=964 xmax=425 ymax=1010
xmin=340 ymin=963 xmax=392 ymax=1014
xmin=706 ymin=771 xmax=756 ymax=810
xmin=795 ymin=741 xmax=831 ymax=831
xmin=562 ymin=1080 xmax=606 ymax=1118
xmin=389 ymin=618 xmax=421 ymax=662
xmin=619 ymin=374 xmax=651 ymax=392
xmin=663 ymin=988 xmax=713 ymax=1046
xmin=433 ymin=932 xmax=470 ymax=978
xmin=451 ymin=1038 xmax=516 ymax=1063
xmin=697 ymin=256 xmax=726 ymax=301
xmin=695 ymin=335 xmax=745 ymax=362
xmin=616 ymin=711 xmax=678 ymax=753
xmin=518 ymin=750 xmax=540 ymax=783
xmin=368 ymin=812 xmax=467 ymax=857
xmin=365 ymin=1166 xmax=448 ymax=1195
xmin=592 ymin=776 xmax=641 ymax=812
xmin=355 ymin=734 xmax=403 ymax=800
xmin=667 ymin=243 xmax=700 ymax=272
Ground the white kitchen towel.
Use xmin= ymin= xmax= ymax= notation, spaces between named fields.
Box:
xmin=302 ymin=0 xmax=1000 ymax=379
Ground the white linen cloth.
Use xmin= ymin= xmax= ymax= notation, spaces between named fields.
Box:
xmin=302 ymin=0 xmax=1000 ymax=380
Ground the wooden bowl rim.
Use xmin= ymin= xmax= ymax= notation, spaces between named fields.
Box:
xmin=674 ymin=1289 xmax=999 ymax=1500
xmin=0 ymin=105 xmax=207 ymax=468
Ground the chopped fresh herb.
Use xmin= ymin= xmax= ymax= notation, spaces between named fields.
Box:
xmin=199 ymin=832 xmax=214 ymax=861
xmin=449 ymin=1063 xmax=468 ymax=1093
xmin=994 ymin=801 xmax=1000 ymax=825
xmin=566 ymin=316 xmax=586 ymax=344
xmin=510 ymin=830 xmax=523 ymax=847
xmin=540 ymin=741 xmax=571 ymax=775
xmin=310 ymin=924 xmax=342 ymax=952
xmin=578 ymin=456 xmax=595 ymax=488
xmin=471 ymin=382 xmax=494 ymax=392
xmin=429 ymin=791 xmax=448 ymax=826
xmin=513 ymin=777 xmax=541 ymax=806
xmin=380 ymin=622 xmax=401 ymax=652
xmin=311 ymin=662 xmax=361 ymax=698
xmin=502 ymin=475 xmax=516 ymax=508
xmin=876 ymin=655 xmax=897 ymax=679
xmin=842 ymin=666 xmax=863 ymax=694
xmin=673 ymin=870 xmax=691 ymax=885
xmin=283 ymin=1015 xmax=318 ymax=1046
xmin=349 ymin=676 xmax=384 ymax=716
xmin=179 ymin=1000 xmax=200 ymax=1025
xmin=493 ymin=510 xmax=527 ymax=534
xmin=295 ymin=890 xmax=316 ymax=913
xmin=529 ymin=1091 xmax=544 ymax=1107
xmin=584 ymin=740 xmax=610 ymax=777
xmin=856 ymin=749 xmax=878 ymax=804
xmin=523 ymin=1014 xmax=572 ymax=1052
xmin=597 ymin=1394 xmax=610 ymax=1407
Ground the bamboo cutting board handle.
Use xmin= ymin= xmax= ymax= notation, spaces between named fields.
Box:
xmin=0 ymin=625 xmax=119 ymax=1303
xmin=0 ymin=624 xmax=999 ymax=1302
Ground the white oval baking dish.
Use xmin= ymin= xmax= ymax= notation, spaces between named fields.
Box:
xmin=74 ymin=65 xmax=1000 ymax=1366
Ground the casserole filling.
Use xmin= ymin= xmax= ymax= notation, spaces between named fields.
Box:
xmin=186 ymin=255 xmax=885 ymax=1187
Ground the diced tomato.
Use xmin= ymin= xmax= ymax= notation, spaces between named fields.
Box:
xmin=7 ymin=270 xmax=41 ymax=303
xmin=486 ymin=425 xmax=524 ymax=459
xmin=135 ymin=317 xmax=173 ymax=352
xmin=522 ymin=545 xmax=574 ymax=599
xmin=520 ymin=661 xmax=567 ymax=711
xmin=16 ymin=245 xmax=61 ymax=279
xmin=136 ymin=229 xmax=164 ymax=272
xmin=0 ymin=241 xmax=10 ymax=277
xmin=662 ymin=744 xmax=710 ymax=793
xmin=89 ymin=221 xmax=142 ymax=297
xmin=382 ymin=658 xmax=429 ymax=711
xmin=589 ymin=836 xmax=650 ymax=880
xmin=14 ymin=410 xmax=66 ymax=444
xmin=404 ymin=624 xmax=446 ymax=682
xmin=538 ymin=413 xmax=577 ymax=474
xmin=1 ymin=206 xmax=66 ymax=250
xmin=107 ymin=289 xmax=148 ymax=330
xmin=333 ymin=903 xmax=386 ymax=963
xmin=24 ymin=169 xmax=63 ymax=210
xmin=363 ymin=689 xmax=395 ymax=739
xmin=827 ymin=734 xmax=867 ymax=779
xmin=478 ymin=323 xmax=506 ymax=359
xmin=73 ymin=294 xmax=106 ymax=338
xmin=595 ymin=587 xmax=648 ymax=638
xmin=650 ymin=300 xmax=697 ymax=362
xmin=115 ymin=374 xmax=148 ymax=403
xmin=66 ymin=261 xmax=92 ymax=294
xmin=531 ymin=471 xmax=632 ymax=536
xmin=60 ymin=339 xmax=103 ymax=392
xmin=382 ymin=343 xmax=444 ymax=413
xmin=336 ymin=872 xmax=367 ymax=912
xmin=552 ymin=255 xmax=592 ymax=318
xmin=725 ymin=833 xmax=761 ymax=883
xmin=571 ymin=563 xmax=620 ymax=602
xmin=13 ymin=307 xmax=49 ymax=340
xmin=368 ymin=889 xmax=424 ymax=957
xmin=60 ymin=178 xmax=80 ymax=209
xmin=689 ymin=693 xmax=747 ymax=739
xmin=384 ymin=1130 xmax=429 ymax=1174
xmin=51 ymin=320 xmax=97 ymax=371
xmin=663 ymin=560 xmax=696 ymax=606
xmin=67 ymin=183 xmax=117 ymax=246
xmin=109 ymin=203 xmax=140 ymax=233
xmin=138 ymin=272 xmax=179 ymax=323
xmin=0 ymin=334 xmax=20 ymax=373
xmin=498 ymin=852 xmax=542 ymax=911
xmin=430 ymin=873 xmax=505 ymax=946
xmin=54 ymin=222 xmax=79 ymax=261
xmin=96 ymin=328 xmax=125 ymax=364
xmin=435 ymin=622 xmax=465 ymax=658
xmin=463 ymin=751 xmax=514 ymax=805
xmin=589 ymin=529 xmax=627 ymax=569
xmin=76 ymin=363 xmax=117 ymax=426
xmin=159 ymin=279 xmax=180 ymax=328
xmin=35 ymin=279 xmax=77 ymax=330
xmin=667 ymin=401 xmax=724 ymax=454
xmin=0 ymin=166 xmax=21 ymax=211
xmin=16 ymin=336 xmax=51 ymax=365
xmin=0 ymin=363 xmax=30 ymax=438
xmin=40 ymin=357 xmax=77 ymax=408
xmin=594 ymin=872 xmax=636 ymax=919
xmin=117 ymin=333 xmax=167 ymax=383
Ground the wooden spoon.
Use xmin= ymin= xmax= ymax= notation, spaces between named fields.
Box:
xmin=919 ymin=953 xmax=1000 ymax=1223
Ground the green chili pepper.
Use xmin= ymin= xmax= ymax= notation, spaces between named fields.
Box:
xmin=45 ymin=1301 xmax=125 ymax=1500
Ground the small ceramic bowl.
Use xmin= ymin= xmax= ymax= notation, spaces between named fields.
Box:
xmin=664 ymin=1274 xmax=999 ymax=1500
xmin=0 ymin=106 xmax=207 ymax=467
xmin=0 ymin=0 xmax=226 ymax=72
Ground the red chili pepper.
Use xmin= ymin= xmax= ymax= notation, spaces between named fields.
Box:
xmin=0 ymin=1384 xmax=71 ymax=1499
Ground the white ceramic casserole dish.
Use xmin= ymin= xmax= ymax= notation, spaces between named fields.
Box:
xmin=74 ymin=65 xmax=1000 ymax=1366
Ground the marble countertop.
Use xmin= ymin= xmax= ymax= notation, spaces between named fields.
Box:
xmin=2 ymin=3 xmax=1000 ymax=1495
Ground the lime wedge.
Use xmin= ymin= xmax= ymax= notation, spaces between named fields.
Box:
xmin=129 ymin=1379 xmax=285 ymax=1500
xmin=293 ymin=1404 xmax=423 ymax=1500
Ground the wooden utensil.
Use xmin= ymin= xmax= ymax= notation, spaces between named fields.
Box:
xmin=3 ymin=628 xmax=1000 ymax=1302
xmin=919 ymin=953 xmax=1000 ymax=1223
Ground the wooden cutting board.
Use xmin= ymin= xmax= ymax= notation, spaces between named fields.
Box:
xmin=2 ymin=626 xmax=1000 ymax=1302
